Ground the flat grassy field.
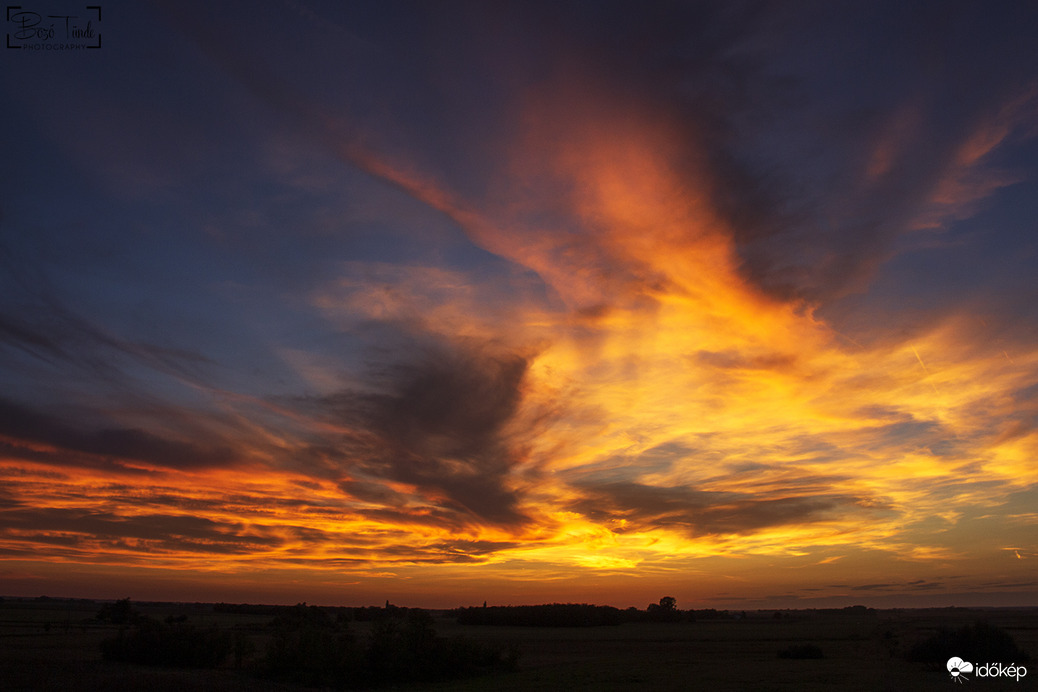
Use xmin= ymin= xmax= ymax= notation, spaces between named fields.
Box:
xmin=1 ymin=599 xmax=1034 ymax=691
xmin=418 ymin=608 xmax=1037 ymax=692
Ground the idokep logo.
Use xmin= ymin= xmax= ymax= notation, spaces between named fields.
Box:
xmin=947 ymin=657 xmax=973 ymax=682
xmin=947 ymin=656 xmax=1028 ymax=683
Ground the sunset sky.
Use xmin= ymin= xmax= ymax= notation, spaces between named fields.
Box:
xmin=2 ymin=1 xmax=1037 ymax=609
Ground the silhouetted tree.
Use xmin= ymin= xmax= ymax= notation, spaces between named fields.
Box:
xmin=259 ymin=604 xmax=515 ymax=688
xmin=100 ymin=616 xmax=231 ymax=668
xmin=96 ymin=598 xmax=138 ymax=625
xmin=646 ymin=596 xmax=683 ymax=622
xmin=261 ymin=604 xmax=358 ymax=687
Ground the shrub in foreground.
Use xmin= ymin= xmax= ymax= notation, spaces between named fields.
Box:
xmin=260 ymin=605 xmax=517 ymax=688
xmin=907 ymin=621 xmax=1031 ymax=670
xmin=101 ymin=616 xmax=231 ymax=668
xmin=261 ymin=603 xmax=359 ymax=687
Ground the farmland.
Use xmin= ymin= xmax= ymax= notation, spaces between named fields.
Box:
xmin=1 ymin=598 xmax=1034 ymax=691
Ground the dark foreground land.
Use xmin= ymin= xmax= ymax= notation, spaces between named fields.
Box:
xmin=1 ymin=598 xmax=1035 ymax=691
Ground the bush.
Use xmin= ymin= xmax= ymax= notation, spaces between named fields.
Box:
xmin=96 ymin=598 xmax=138 ymax=625
xmin=262 ymin=616 xmax=358 ymax=686
xmin=366 ymin=610 xmax=517 ymax=684
xmin=778 ymin=644 xmax=825 ymax=659
xmin=646 ymin=597 xmax=684 ymax=623
xmin=258 ymin=605 xmax=517 ymax=688
xmin=907 ymin=621 xmax=1031 ymax=669
xmin=101 ymin=616 xmax=231 ymax=668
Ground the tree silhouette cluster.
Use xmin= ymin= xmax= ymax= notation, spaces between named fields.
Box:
xmin=96 ymin=599 xmax=516 ymax=686
xmin=260 ymin=603 xmax=517 ymax=688
xmin=214 ymin=600 xmax=411 ymax=622
xmin=453 ymin=597 xmax=703 ymax=626
xmin=99 ymin=600 xmax=232 ymax=669
xmin=213 ymin=602 xmax=283 ymax=616
xmin=95 ymin=597 xmax=139 ymax=625
xmin=644 ymin=596 xmax=684 ymax=622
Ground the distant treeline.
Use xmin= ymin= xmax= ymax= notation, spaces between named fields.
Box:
xmin=450 ymin=599 xmax=738 ymax=627
xmin=453 ymin=603 xmax=628 ymax=627
xmin=213 ymin=600 xmax=423 ymax=622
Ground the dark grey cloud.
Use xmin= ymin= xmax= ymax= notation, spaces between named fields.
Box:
xmin=362 ymin=344 xmax=531 ymax=525
xmin=339 ymin=479 xmax=410 ymax=507
xmin=0 ymin=398 xmax=237 ymax=471
xmin=359 ymin=506 xmax=481 ymax=532
xmin=0 ymin=506 xmax=279 ymax=555
xmin=860 ymin=415 xmax=959 ymax=456
xmin=827 ymin=580 xmax=943 ymax=592
xmin=571 ymin=481 xmax=872 ymax=537
xmin=294 ymin=339 xmax=535 ymax=527
xmin=976 ymin=580 xmax=1038 ymax=590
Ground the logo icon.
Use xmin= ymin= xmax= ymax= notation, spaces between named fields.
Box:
xmin=947 ymin=657 xmax=973 ymax=683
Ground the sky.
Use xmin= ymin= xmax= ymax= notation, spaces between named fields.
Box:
xmin=1 ymin=0 xmax=1037 ymax=610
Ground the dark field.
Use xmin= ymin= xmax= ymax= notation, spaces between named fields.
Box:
xmin=1 ymin=598 xmax=1035 ymax=691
